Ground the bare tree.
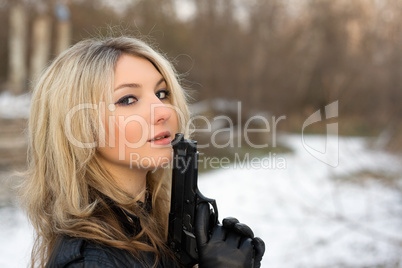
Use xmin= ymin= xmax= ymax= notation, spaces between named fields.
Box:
xmin=30 ymin=3 xmax=52 ymax=82
xmin=8 ymin=2 xmax=28 ymax=94
xmin=55 ymin=2 xmax=72 ymax=55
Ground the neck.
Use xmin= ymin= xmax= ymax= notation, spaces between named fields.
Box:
xmin=98 ymin=158 xmax=148 ymax=202
xmin=117 ymin=168 xmax=148 ymax=202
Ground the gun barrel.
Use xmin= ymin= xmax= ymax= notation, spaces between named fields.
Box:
xmin=168 ymin=133 xmax=218 ymax=267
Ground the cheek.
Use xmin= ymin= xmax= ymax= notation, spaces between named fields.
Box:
xmin=100 ymin=114 xmax=150 ymax=151
xmin=171 ymin=111 xmax=179 ymax=132
xmin=114 ymin=115 xmax=150 ymax=145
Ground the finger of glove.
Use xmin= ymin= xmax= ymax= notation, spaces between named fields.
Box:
xmin=210 ymin=224 xmax=228 ymax=243
xmin=195 ymin=202 xmax=212 ymax=246
xmin=239 ymin=237 xmax=253 ymax=251
xmin=222 ymin=217 xmax=239 ymax=229
xmin=224 ymin=229 xmax=242 ymax=249
xmin=240 ymin=238 xmax=255 ymax=268
xmin=252 ymin=237 xmax=265 ymax=267
xmin=233 ymin=223 xmax=254 ymax=238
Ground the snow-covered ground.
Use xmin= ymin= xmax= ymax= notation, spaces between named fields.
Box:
xmin=1 ymin=134 xmax=401 ymax=267
xmin=0 ymin=91 xmax=31 ymax=119
xmin=0 ymin=207 xmax=33 ymax=268
xmin=198 ymin=135 xmax=402 ymax=268
xmin=0 ymin=92 xmax=401 ymax=267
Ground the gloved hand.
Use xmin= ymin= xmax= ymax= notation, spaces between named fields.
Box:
xmin=195 ymin=202 xmax=265 ymax=268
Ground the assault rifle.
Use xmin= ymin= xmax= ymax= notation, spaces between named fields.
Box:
xmin=167 ymin=133 xmax=218 ymax=267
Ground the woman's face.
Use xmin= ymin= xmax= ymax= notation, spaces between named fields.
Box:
xmin=98 ymin=54 xmax=178 ymax=175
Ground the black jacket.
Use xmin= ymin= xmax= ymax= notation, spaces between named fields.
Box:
xmin=46 ymin=197 xmax=179 ymax=268
xmin=46 ymin=235 xmax=177 ymax=267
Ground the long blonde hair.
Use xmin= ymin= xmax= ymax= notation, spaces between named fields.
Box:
xmin=19 ymin=36 xmax=191 ymax=267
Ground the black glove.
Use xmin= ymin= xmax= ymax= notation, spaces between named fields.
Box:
xmin=195 ymin=202 xmax=265 ymax=268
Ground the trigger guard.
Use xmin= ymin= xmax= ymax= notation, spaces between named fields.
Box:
xmin=196 ymin=189 xmax=219 ymax=225
xmin=196 ymin=200 xmax=218 ymax=226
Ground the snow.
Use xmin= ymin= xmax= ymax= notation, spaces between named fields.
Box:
xmin=0 ymin=34 xmax=399 ymax=264
xmin=0 ymin=206 xmax=33 ymax=268
xmin=0 ymin=91 xmax=31 ymax=119
xmin=197 ymin=135 xmax=402 ymax=268
xmin=0 ymin=129 xmax=401 ymax=267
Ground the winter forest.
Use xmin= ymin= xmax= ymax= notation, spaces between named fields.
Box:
xmin=0 ymin=0 xmax=402 ymax=267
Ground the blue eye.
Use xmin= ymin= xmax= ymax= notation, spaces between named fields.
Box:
xmin=156 ymin=89 xmax=170 ymax=100
xmin=115 ymin=95 xmax=137 ymax=106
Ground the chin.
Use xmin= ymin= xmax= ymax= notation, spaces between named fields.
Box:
xmin=128 ymin=149 xmax=173 ymax=171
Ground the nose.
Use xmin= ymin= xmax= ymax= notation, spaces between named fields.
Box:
xmin=151 ymin=102 xmax=172 ymax=125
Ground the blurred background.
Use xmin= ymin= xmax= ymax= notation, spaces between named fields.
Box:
xmin=0 ymin=0 xmax=402 ymax=267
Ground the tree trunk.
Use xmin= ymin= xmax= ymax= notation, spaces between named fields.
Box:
xmin=8 ymin=3 xmax=28 ymax=95
xmin=55 ymin=21 xmax=71 ymax=55
xmin=55 ymin=3 xmax=71 ymax=55
xmin=30 ymin=14 xmax=52 ymax=82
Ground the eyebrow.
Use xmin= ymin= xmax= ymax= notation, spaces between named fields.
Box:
xmin=114 ymin=77 xmax=166 ymax=92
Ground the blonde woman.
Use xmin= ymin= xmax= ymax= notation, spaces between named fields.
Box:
xmin=20 ymin=36 xmax=265 ymax=268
